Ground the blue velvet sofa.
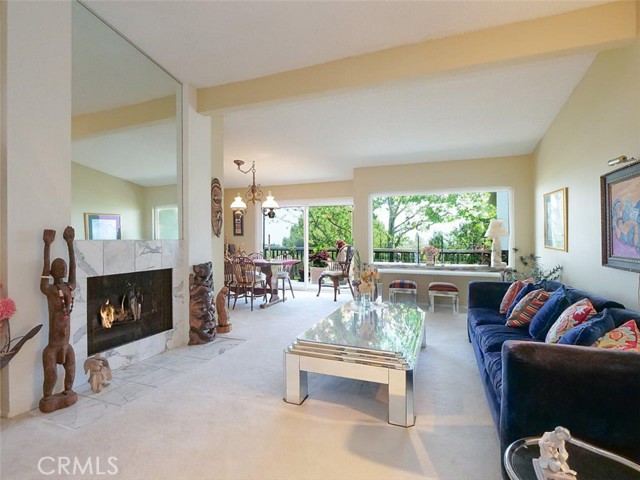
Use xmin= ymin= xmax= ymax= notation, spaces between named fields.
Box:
xmin=467 ymin=280 xmax=640 ymax=472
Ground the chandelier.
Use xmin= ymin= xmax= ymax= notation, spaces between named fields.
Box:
xmin=230 ymin=159 xmax=279 ymax=218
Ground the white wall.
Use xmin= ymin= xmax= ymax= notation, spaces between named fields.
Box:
xmin=534 ymin=37 xmax=640 ymax=308
xmin=1 ymin=1 xmax=72 ymax=416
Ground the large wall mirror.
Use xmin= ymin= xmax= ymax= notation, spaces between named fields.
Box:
xmin=72 ymin=1 xmax=182 ymax=240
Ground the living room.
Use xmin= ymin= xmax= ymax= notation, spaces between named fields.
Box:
xmin=1 ymin=1 xmax=639 ymax=479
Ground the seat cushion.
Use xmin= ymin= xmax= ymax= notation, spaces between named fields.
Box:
xmin=468 ymin=308 xmax=506 ymax=330
xmin=475 ymin=324 xmax=534 ymax=353
xmin=389 ymin=280 xmax=417 ymax=289
xmin=484 ymin=351 xmax=503 ymax=394
xmin=428 ymin=282 xmax=458 ymax=292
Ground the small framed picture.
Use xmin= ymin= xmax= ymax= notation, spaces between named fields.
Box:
xmin=543 ymin=188 xmax=567 ymax=251
xmin=84 ymin=213 xmax=122 ymax=240
xmin=233 ymin=215 xmax=243 ymax=236
xmin=601 ymin=161 xmax=640 ymax=272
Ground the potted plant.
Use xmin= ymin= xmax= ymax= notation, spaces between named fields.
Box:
xmin=309 ymin=250 xmax=329 ymax=283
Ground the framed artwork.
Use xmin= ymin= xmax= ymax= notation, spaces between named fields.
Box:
xmin=84 ymin=213 xmax=122 ymax=240
xmin=601 ymin=161 xmax=640 ymax=272
xmin=543 ymin=188 xmax=568 ymax=251
xmin=233 ymin=215 xmax=243 ymax=236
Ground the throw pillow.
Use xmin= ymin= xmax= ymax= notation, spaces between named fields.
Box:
xmin=499 ymin=279 xmax=533 ymax=314
xmin=506 ymin=289 xmax=551 ymax=327
xmin=593 ymin=320 xmax=640 ymax=352
xmin=529 ymin=286 xmax=572 ymax=341
xmin=505 ymin=282 xmax=538 ymax=319
xmin=558 ymin=310 xmax=615 ymax=346
xmin=545 ymin=298 xmax=596 ymax=343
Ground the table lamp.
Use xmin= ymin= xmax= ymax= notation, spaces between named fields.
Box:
xmin=485 ymin=219 xmax=508 ymax=268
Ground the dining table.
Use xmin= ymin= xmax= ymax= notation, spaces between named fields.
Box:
xmin=252 ymin=258 xmax=301 ymax=308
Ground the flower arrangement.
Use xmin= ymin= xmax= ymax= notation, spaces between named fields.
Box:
xmin=336 ymin=239 xmax=346 ymax=250
xmin=1 ymin=284 xmax=42 ymax=369
xmin=358 ymin=267 xmax=381 ymax=294
xmin=422 ymin=244 xmax=440 ymax=257
xmin=309 ymin=250 xmax=330 ymax=267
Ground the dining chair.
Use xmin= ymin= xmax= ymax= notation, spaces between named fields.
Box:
xmin=231 ymin=256 xmax=267 ymax=311
xmin=316 ymin=245 xmax=355 ymax=301
xmin=223 ymin=258 xmax=237 ymax=308
xmin=275 ymin=254 xmax=295 ymax=301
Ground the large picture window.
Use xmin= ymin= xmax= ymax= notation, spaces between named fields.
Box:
xmin=371 ymin=191 xmax=510 ymax=265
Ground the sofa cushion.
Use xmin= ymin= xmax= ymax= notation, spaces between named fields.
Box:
xmin=475 ymin=324 xmax=534 ymax=353
xmin=545 ymin=298 xmax=596 ymax=343
xmin=558 ymin=310 xmax=616 ymax=346
xmin=608 ymin=309 xmax=640 ymax=329
xmin=468 ymin=308 xmax=506 ymax=330
xmin=542 ymin=281 xmax=625 ymax=311
xmin=505 ymin=282 xmax=538 ymax=319
xmin=529 ymin=286 xmax=571 ymax=341
xmin=499 ymin=279 xmax=532 ymax=314
xmin=483 ymin=351 xmax=503 ymax=394
xmin=507 ymin=289 xmax=551 ymax=327
xmin=594 ymin=320 xmax=640 ymax=352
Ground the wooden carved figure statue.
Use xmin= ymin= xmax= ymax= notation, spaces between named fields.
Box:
xmin=188 ymin=262 xmax=216 ymax=345
xmin=216 ymin=287 xmax=232 ymax=333
xmin=39 ymin=227 xmax=78 ymax=413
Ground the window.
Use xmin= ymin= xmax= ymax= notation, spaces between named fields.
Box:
xmin=371 ymin=191 xmax=510 ymax=265
xmin=153 ymin=205 xmax=179 ymax=240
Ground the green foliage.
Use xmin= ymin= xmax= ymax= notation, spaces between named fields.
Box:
xmin=372 ymin=192 xmax=497 ymax=249
xmin=282 ymin=206 xmax=353 ymax=251
xmin=503 ymin=249 xmax=563 ymax=282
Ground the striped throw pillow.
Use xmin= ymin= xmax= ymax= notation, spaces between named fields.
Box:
xmin=499 ymin=279 xmax=533 ymax=314
xmin=506 ymin=289 xmax=551 ymax=327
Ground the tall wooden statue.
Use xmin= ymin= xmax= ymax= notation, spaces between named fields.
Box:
xmin=39 ymin=227 xmax=78 ymax=413
xmin=189 ymin=262 xmax=216 ymax=345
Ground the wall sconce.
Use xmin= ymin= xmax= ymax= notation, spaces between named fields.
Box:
xmin=608 ymin=155 xmax=638 ymax=166
xmin=231 ymin=159 xmax=279 ymax=218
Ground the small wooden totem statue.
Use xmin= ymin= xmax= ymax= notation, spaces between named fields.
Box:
xmin=216 ymin=287 xmax=232 ymax=333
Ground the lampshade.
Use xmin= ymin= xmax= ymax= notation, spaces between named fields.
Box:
xmin=485 ymin=219 xmax=508 ymax=238
xmin=230 ymin=194 xmax=247 ymax=216
xmin=262 ymin=191 xmax=279 ymax=210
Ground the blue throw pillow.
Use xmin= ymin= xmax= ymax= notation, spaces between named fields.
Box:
xmin=505 ymin=282 xmax=538 ymax=319
xmin=529 ymin=286 xmax=571 ymax=340
xmin=558 ymin=310 xmax=616 ymax=346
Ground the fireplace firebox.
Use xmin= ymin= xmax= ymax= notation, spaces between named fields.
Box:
xmin=87 ymin=269 xmax=173 ymax=355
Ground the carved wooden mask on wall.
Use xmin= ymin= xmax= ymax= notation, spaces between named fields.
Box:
xmin=211 ymin=178 xmax=223 ymax=237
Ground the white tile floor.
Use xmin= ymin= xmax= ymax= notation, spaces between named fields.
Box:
xmin=39 ymin=336 xmax=244 ymax=430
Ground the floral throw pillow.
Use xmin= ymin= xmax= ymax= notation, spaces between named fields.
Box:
xmin=545 ymin=298 xmax=596 ymax=343
xmin=593 ymin=320 xmax=640 ymax=352
xmin=499 ymin=279 xmax=533 ymax=314
xmin=506 ymin=289 xmax=551 ymax=327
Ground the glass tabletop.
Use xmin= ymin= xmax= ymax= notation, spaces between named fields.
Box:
xmin=295 ymin=302 xmax=425 ymax=367
xmin=504 ymin=437 xmax=640 ymax=480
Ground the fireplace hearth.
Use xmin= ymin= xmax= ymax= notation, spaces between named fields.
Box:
xmin=87 ymin=269 xmax=173 ymax=355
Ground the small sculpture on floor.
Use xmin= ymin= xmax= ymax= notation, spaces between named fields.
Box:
xmin=39 ymin=227 xmax=78 ymax=413
xmin=216 ymin=287 xmax=232 ymax=333
xmin=188 ymin=262 xmax=216 ymax=345
xmin=83 ymin=355 xmax=112 ymax=393
xmin=533 ymin=426 xmax=577 ymax=480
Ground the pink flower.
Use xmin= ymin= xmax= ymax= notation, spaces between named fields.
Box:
xmin=0 ymin=297 xmax=16 ymax=320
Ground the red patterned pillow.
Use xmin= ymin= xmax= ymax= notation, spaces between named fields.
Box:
xmin=594 ymin=320 xmax=640 ymax=351
xmin=499 ymin=279 xmax=533 ymax=314
xmin=545 ymin=298 xmax=596 ymax=343
xmin=506 ymin=289 xmax=551 ymax=327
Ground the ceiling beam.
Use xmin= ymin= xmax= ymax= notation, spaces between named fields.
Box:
xmin=197 ymin=1 xmax=638 ymax=114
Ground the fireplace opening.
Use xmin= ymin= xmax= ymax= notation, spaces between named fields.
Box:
xmin=87 ymin=269 xmax=173 ymax=355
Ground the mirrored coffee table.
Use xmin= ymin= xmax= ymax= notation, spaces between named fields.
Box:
xmin=283 ymin=302 xmax=426 ymax=427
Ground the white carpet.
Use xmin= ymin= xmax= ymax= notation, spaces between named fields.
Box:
xmin=0 ymin=290 xmax=501 ymax=480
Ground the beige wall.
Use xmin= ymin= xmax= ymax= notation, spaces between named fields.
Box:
xmin=71 ymin=162 xmax=145 ymax=240
xmin=142 ymin=184 xmax=178 ymax=239
xmin=534 ymin=36 xmax=640 ymax=309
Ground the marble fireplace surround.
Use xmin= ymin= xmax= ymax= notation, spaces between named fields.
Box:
xmin=71 ymin=240 xmax=186 ymax=388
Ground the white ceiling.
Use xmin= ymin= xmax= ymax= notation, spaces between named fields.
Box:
xmin=79 ymin=0 xmax=611 ymax=189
